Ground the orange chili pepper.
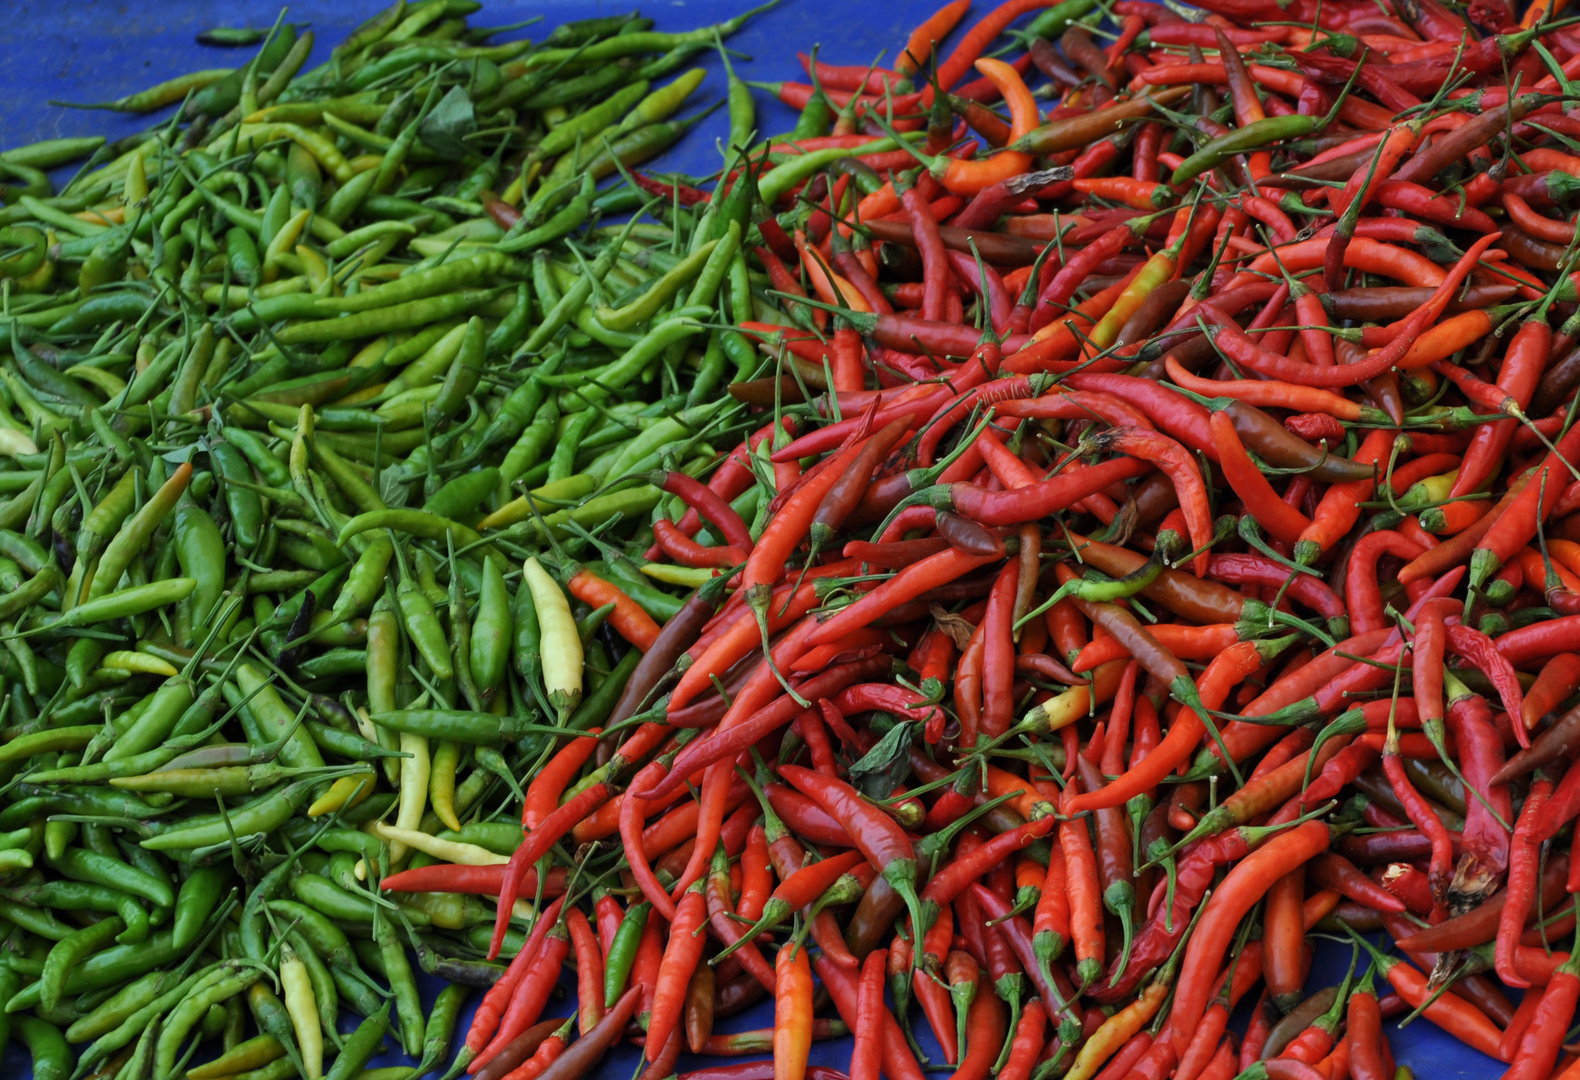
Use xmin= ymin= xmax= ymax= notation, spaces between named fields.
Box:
xmin=774 ymin=945 xmax=814 ymax=1080
xmin=566 ymin=568 xmax=660 ymax=652
xmin=894 ymin=0 xmax=971 ymax=77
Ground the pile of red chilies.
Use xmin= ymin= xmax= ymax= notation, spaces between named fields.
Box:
xmin=388 ymin=0 xmax=1580 ymax=1078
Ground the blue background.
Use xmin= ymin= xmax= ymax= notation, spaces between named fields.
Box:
xmin=0 ymin=1 xmax=1509 ymax=1076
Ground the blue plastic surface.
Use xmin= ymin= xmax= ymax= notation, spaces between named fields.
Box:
xmin=0 ymin=2 xmax=1509 ymax=1077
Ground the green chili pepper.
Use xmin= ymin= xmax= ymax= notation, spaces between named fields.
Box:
xmin=375 ymin=914 xmax=426 ymax=1055
xmin=758 ymin=138 xmax=905 ymax=206
xmin=323 ymin=1003 xmax=392 ymax=1080
xmin=499 ymin=174 xmax=597 ymax=253
xmin=514 ymin=485 xmax=663 ymax=542
xmin=1170 ymin=84 xmax=1352 ymax=187
xmin=8 ymin=929 xmax=182 ymax=1010
xmin=211 ymin=441 xmax=265 ymax=551
xmin=67 ymin=969 xmax=166 ymax=1043
xmin=246 ymin=982 xmax=306 ymax=1077
xmin=15 ymin=1016 xmax=69 ymax=1080
xmin=1 ymin=136 xmax=103 ymax=170
xmin=427 ymin=315 xmax=486 ymax=424
xmin=275 ymin=289 xmax=501 ymax=346
xmin=172 ymin=865 xmax=233 ymax=949
xmin=39 ymin=915 xmax=124 ymax=1011
xmin=76 ymin=466 xmax=140 ymax=564
xmin=187 ymin=25 xmax=299 ymax=116
xmin=538 ymin=80 xmax=651 ymax=162
xmin=233 ymin=661 xmax=325 ymax=769
xmin=525 ymin=6 xmax=774 ymax=69
xmin=4 ymin=881 xmax=150 ymax=944
xmin=468 ymin=556 xmax=512 ymax=700
xmin=371 ymin=708 xmax=578 ymax=745
xmin=173 ymin=498 xmax=227 ymax=629
xmin=226 ymin=226 xmax=261 ymax=284
xmin=596 ymin=239 xmax=720 ymax=330
xmin=603 ymin=899 xmax=650 ymax=1007
xmin=87 ymin=461 xmax=192 ymax=600
xmin=559 ymin=114 xmax=708 ymax=189
xmin=139 ymin=780 xmax=316 ymax=851
xmin=292 ymin=872 xmax=395 ymax=925
xmin=540 ymin=407 xmax=596 ymax=485
xmin=102 ymin=676 xmax=196 ymax=762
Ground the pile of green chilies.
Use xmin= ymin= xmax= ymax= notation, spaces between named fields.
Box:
xmin=0 ymin=1 xmax=809 ymax=1077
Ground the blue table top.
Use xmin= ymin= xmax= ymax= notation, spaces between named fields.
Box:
xmin=0 ymin=2 xmax=1511 ymax=1077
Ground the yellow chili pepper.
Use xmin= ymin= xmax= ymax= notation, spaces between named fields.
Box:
xmin=100 ymin=651 xmax=179 ymax=678
xmin=279 ymin=946 xmax=324 ymax=1079
xmin=262 ymin=209 xmax=311 ymax=284
xmin=430 ymin=740 xmax=461 ymax=831
xmin=388 ymin=732 xmax=430 ymax=863
xmin=1080 ymin=249 xmax=1176 ymax=360
xmin=371 ymin=824 xmax=507 ymax=866
xmin=523 ymin=556 xmax=583 ymax=720
xmin=1064 ymin=977 xmax=1170 ymax=1080
xmin=307 ymin=769 xmax=376 ymax=817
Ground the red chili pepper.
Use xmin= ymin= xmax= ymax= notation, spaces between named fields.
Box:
xmin=489 ymin=781 xmax=608 ymax=960
xmin=627 ymin=170 xmax=710 ymax=206
xmin=764 ymin=782 xmax=856 ymax=848
xmin=1443 ymin=624 xmax=1526 ymax=742
xmin=653 ymin=519 xmax=743 ymax=569
xmin=667 ymin=760 xmax=735 ymax=899
xmin=645 ymin=658 xmax=889 ymax=806
xmin=818 ymin=951 xmax=925 ymax=1080
xmin=651 ymin=471 xmax=754 ymax=552
xmin=1505 ymin=947 xmax=1580 ymax=1080
xmin=1205 ymin=232 xmax=1499 ymax=387
xmin=1262 ymin=865 xmax=1308 ymax=1014
xmin=622 ymin=764 xmax=680 ymax=923
xmin=481 ymin=196 xmax=522 ymax=231
xmin=972 ymin=884 xmax=1073 ymax=1018
xmin=380 ymin=864 xmax=564 ymax=897
xmin=1352 ymin=933 xmax=1506 ymax=1059
xmin=466 ymin=896 xmax=567 ymax=1058
xmin=704 ymin=844 xmax=774 ymax=994
xmin=588 ymin=891 xmax=623 ymax=965
xmin=851 ymin=948 xmax=886 ymax=1080
xmin=565 ymin=907 xmax=603 ymax=1036
xmin=1169 ymin=822 xmax=1332 ymax=1047
xmin=1207 ymin=554 xmax=1347 ymax=631
xmin=1306 ymin=851 xmax=1406 ymax=914
xmin=775 ymin=764 xmax=926 ymax=930
xmin=1498 ymin=775 xmax=1555 ymax=988
xmin=494 ymin=1020 xmax=570 ymax=1080
xmin=912 ymin=904 xmax=959 ymax=1063
xmin=1059 ymin=781 xmax=1107 ymax=989
xmin=998 ymin=1001 xmax=1047 ymax=1080
xmin=644 ymin=884 xmax=707 ymax=1061
xmin=474 ymin=922 xmax=571 ymax=1071
xmin=1210 ymin=411 xmax=1312 ymax=547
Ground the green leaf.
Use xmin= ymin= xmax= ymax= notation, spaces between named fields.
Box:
xmin=848 ymin=720 xmax=914 ymax=800
xmin=420 ymin=87 xmax=476 ymax=161
xmin=379 ymin=468 xmax=412 ymax=509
